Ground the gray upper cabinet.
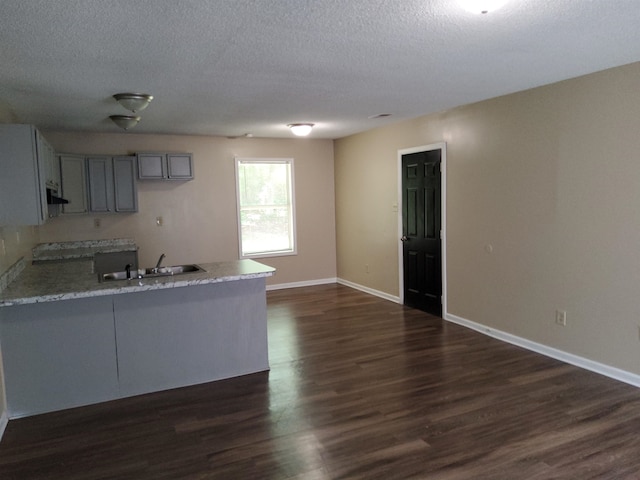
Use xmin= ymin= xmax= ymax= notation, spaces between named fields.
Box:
xmin=37 ymin=132 xmax=61 ymax=220
xmin=87 ymin=156 xmax=113 ymax=213
xmin=0 ymin=124 xmax=51 ymax=225
xmin=87 ymin=156 xmax=138 ymax=213
xmin=137 ymin=153 xmax=164 ymax=179
xmin=137 ymin=153 xmax=193 ymax=180
xmin=167 ymin=154 xmax=193 ymax=179
xmin=59 ymin=155 xmax=137 ymax=215
xmin=59 ymin=154 xmax=88 ymax=214
xmin=113 ymin=156 xmax=138 ymax=212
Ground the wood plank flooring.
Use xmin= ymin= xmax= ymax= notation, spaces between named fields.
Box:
xmin=2 ymin=283 xmax=640 ymax=478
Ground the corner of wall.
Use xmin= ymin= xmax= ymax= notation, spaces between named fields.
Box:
xmin=0 ymin=99 xmax=19 ymax=124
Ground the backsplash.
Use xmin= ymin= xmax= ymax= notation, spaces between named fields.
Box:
xmin=0 ymin=257 xmax=26 ymax=294
xmin=0 ymin=226 xmax=40 ymax=276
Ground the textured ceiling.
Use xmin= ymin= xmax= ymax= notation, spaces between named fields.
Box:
xmin=1 ymin=0 xmax=640 ymax=139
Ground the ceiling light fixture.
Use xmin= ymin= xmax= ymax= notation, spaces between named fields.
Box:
xmin=459 ymin=0 xmax=508 ymax=14
xmin=113 ymin=93 xmax=154 ymax=113
xmin=287 ymin=123 xmax=314 ymax=136
xmin=109 ymin=115 xmax=141 ymax=130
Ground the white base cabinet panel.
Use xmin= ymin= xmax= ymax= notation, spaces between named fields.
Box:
xmin=0 ymin=296 xmax=119 ymax=418
xmin=0 ymin=278 xmax=269 ymax=418
xmin=114 ymin=279 xmax=269 ymax=398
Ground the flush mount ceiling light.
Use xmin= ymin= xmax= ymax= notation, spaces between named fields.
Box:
xmin=459 ymin=0 xmax=508 ymax=14
xmin=113 ymin=93 xmax=153 ymax=113
xmin=287 ymin=123 xmax=314 ymax=136
xmin=109 ymin=115 xmax=141 ymax=130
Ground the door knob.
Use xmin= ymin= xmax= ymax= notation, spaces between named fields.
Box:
xmin=401 ymin=236 xmax=409 ymax=242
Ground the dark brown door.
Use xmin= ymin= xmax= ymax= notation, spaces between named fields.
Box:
xmin=402 ymin=149 xmax=442 ymax=316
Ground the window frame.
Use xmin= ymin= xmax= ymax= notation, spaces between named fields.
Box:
xmin=234 ymin=157 xmax=298 ymax=259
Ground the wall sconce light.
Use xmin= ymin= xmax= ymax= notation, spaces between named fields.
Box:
xmin=287 ymin=123 xmax=314 ymax=136
xmin=113 ymin=93 xmax=153 ymax=113
xmin=109 ymin=115 xmax=141 ymax=130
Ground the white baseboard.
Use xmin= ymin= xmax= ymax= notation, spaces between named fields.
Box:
xmin=270 ymin=280 xmax=640 ymax=388
xmin=0 ymin=410 xmax=8 ymax=442
xmin=445 ymin=313 xmax=640 ymax=388
xmin=268 ymin=277 xmax=401 ymax=304
xmin=267 ymin=277 xmax=337 ymax=291
xmin=336 ymin=278 xmax=401 ymax=304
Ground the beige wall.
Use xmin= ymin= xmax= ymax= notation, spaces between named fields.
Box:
xmin=0 ymin=226 xmax=40 ymax=274
xmin=335 ymin=61 xmax=640 ymax=375
xmin=39 ymin=132 xmax=337 ymax=286
xmin=0 ymin=99 xmax=17 ymax=124
xmin=0 ymin=127 xmax=334 ymax=429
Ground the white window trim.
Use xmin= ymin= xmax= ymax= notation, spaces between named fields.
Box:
xmin=234 ymin=157 xmax=298 ymax=259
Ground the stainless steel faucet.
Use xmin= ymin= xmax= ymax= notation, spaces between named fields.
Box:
xmin=155 ymin=253 xmax=166 ymax=272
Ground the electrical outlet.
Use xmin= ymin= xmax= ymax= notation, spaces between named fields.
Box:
xmin=94 ymin=218 xmax=101 ymax=228
xmin=555 ymin=310 xmax=567 ymax=326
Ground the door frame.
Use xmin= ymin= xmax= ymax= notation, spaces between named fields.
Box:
xmin=397 ymin=142 xmax=447 ymax=316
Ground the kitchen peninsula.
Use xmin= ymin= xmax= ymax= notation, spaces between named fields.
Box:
xmin=0 ymin=255 xmax=275 ymax=418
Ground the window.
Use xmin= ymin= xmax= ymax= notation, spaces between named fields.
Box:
xmin=235 ymin=158 xmax=297 ymax=258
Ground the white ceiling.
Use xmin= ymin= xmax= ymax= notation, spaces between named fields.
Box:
xmin=1 ymin=0 xmax=640 ymax=139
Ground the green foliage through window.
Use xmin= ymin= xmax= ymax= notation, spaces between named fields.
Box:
xmin=235 ymin=158 xmax=296 ymax=257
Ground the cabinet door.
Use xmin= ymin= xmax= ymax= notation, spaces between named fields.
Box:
xmin=137 ymin=153 xmax=166 ymax=179
xmin=0 ymin=124 xmax=48 ymax=225
xmin=167 ymin=154 xmax=193 ymax=179
xmin=0 ymin=296 xmax=120 ymax=417
xmin=43 ymin=141 xmax=60 ymax=190
xmin=113 ymin=156 xmax=138 ymax=212
xmin=34 ymin=130 xmax=50 ymax=223
xmin=50 ymin=144 xmax=61 ymax=189
xmin=87 ymin=156 xmax=113 ymax=212
xmin=38 ymin=135 xmax=61 ymax=219
xmin=113 ymin=280 xmax=269 ymax=398
xmin=59 ymin=155 xmax=88 ymax=214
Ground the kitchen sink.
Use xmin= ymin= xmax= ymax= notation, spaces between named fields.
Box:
xmin=100 ymin=264 xmax=205 ymax=282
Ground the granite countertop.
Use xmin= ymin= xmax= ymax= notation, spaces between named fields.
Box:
xmin=32 ymin=239 xmax=138 ymax=262
xmin=0 ymin=259 xmax=275 ymax=307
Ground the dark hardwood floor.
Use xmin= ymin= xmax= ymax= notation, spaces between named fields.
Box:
xmin=2 ymin=284 xmax=640 ymax=479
